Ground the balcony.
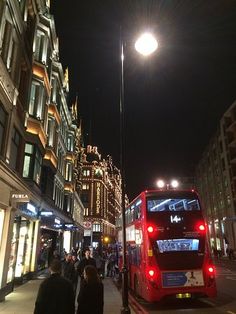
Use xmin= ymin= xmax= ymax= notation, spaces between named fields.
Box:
xmin=64 ymin=182 xmax=74 ymax=193
xmin=26 ymin=116 xmax=47 ymax=148
xmin=48 ymin=103 xmax=61 ymax=125
xmin=32 ymin=63 xmax=50 ymax=96
xmin=43 ymin=146 xmax=58 ymax=170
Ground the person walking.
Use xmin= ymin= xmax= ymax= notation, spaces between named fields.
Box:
xmin=77 ymin=265 xmax=104 ymax=314
xmin=77 ymin=248 xmax=96 ymax=283
xmin=34 ymin=259 xmax=75 ymax=314
xmin=62 ymin=253 xmax=75 ymax=283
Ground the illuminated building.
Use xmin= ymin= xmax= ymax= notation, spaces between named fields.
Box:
xmin=0 ymin=0 xmax=84 ymax=300
xmin=80 ymin=145 xmax=122 ymax=249
xmin=196 ymin=100 xmax=236 ymax=256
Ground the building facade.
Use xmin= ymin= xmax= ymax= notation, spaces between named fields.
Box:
xmin=80 ymin=145 xmax=122 ymax=250
xmin=0 ymin=0 xmax=83 ymax=300
xmin=196 ymin=100 xmax=236 ymax=256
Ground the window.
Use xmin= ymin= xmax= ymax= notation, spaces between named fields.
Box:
xmin=23 ymin=143 xmax=42 ymax=185
xmin=65 ymin=162 xmax=72 ymax=181
xmin=47 ymin=117 xmax=55 ymax=147
xmin=64 ymin=194 xmax=72 ymax=213
xmin=83 ymin=169 xmax=90 ymax=177
xmin=0 ymin=104 xmax=7 ymax=155
xmin=67 ymin=134 xmax=74 ymax=152
xmin=9 ymin=127 xmax=21 ymax=171
xmin=0 ymin=7 xmax=20 ymax=83
xmin=53 ymin=178 xmax=64 ymax=209
xmin=28 ymin=80 xmax=45 ymax=120
xmin=92 ymin=224 xmax=101 ymax=232
xmin=82 ymin=184 xmax=90 ymax=190
xmin=34 ymin=29 xmax=48 ymax=64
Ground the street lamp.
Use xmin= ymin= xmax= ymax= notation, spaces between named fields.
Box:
xmin=120 ymin=31 xmax=158 ymax=314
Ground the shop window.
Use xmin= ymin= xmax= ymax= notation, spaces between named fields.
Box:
xmin=0 ymin=104 xmax=7 ymax=155
xmin=28 ymin=80 xmax=45 ymax=120
xmin=23 ymin=143 xmax=42 ymax=185
xmin=9 ymin=127 xmax=21 ymax=171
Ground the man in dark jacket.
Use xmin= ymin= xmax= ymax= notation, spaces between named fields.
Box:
xmin=77 ymin=248 xmax=96 ymax=281
xmin=34 ymin=259 xmax=75 ymax=314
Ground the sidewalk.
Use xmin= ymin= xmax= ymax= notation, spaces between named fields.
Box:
xmin=0 ymin=275 xmax=135 ymax=314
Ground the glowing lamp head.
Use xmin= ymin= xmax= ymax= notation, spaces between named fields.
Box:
xmin=135 ymin=32 xmax=158 ymax=56
xmin=157 ymin=179 xmax=165 ymax=189
xmin=171 ymin=179 xmax=179 ymax=189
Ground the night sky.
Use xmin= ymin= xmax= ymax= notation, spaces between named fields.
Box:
xmin=51 ymin=1 xmax=236 ymax=200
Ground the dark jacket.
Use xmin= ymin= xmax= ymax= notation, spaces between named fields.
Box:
xmin=77 ymin=257 xmax=96 ymax=278
xmin=34 ymin=273 xmax=75 ymax=314
xmin=77 ymin=280 xmax=104 ymax=314
xmin=62 ymin=260 xmax=76 ymax=282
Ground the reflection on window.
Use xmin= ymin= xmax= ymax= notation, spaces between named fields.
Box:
xmin=147 ymin=198 xmax=200 ymax=212
xmin=29 ymin=80 xmax=45 ymax=120
xmin=23 ymin=143 xmax=42 ymax=184
xmin=9 ymin=127 xmax=21 ymax=171
xmin=156 ymin=239 xmax=199 ymax=253
xmin=0 ymin=104 xmax=7 ymax=155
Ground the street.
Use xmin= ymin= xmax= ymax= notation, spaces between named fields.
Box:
xmin=131 ymin=258 xmax=236 ymax=314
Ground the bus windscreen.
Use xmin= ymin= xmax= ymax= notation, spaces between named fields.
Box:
xmin=156 ymin=239 xmax=200 ymax=253
xmin=147 ymin=198 xmax=200 ymax=212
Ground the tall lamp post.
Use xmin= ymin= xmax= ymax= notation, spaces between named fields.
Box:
xmin=120 ymin=32 xmax=158 ymax=314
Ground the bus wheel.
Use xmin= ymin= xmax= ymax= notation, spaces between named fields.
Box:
xmin=134 ymin=276 xmax=140 ymax=298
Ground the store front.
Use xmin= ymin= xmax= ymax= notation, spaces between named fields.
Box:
xmin=8 ymin=201 xmax=40 ymax=284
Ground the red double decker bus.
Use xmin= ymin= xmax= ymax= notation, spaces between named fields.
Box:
xmin=118 ymin=188 xmax=217 ymax=302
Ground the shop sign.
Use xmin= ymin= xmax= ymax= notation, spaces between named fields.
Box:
xmin=11 ymin=192 xmax=29 ymax=203
xmin=84 ymin=229 xmax=91 ymax=236
xmin=55 ymin=218 xmax=61 ymax=224
xmin=83 ymin=221 xmax=92 ymax=229
xmin=65 ymin=224 xmax=73 ymax=228
xmin=19 ymin=202 xmax=37 ymax=218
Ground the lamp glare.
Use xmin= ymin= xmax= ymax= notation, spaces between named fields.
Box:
xmin=135 ymin=33 xmax=158 ymax=56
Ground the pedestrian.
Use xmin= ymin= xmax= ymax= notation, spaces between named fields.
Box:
xmin=77 ymin=248 xmax=96 ymax=283
xmin=62 ymin=253 xmax=76 ymax=283
xmin=72 ymin=254 xmax=80 ymax=292
xmin=34 ymin=259 xmax=75 ymax=314
xmin=77 ymin=265 xmax=104 ymax=314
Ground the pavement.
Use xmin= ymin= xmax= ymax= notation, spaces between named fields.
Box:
xmin=0 ymin=274 xmax=135 ymax=314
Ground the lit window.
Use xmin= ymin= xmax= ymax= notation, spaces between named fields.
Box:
xmin=83 ymin=169 xmax=90 ymax=177
xmin=29 ymin=80 xmax=45 ymax=120
xmin=34 ymin=29 xmax=48 ymax=64
xmin=23 ymin=143 xmax=42 ymax=185
xmin=82 ymin=184 xmax=89 ymax=190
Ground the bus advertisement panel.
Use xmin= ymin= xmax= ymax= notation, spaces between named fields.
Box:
xmin=119 ymin=189 xmax=217 ymax=302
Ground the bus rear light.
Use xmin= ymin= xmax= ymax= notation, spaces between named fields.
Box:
xmin=207 ymin=266 xmax=215 ymax=274
xmin=196 ymin=222 xmax=206 ymax=232
xmin=147 ymin=225 xmax=154 ymax=233
xmin=146 ymin=267 xmax=157 ymax=280
xmin=198 ymin=224 xmax=205 ymax=231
